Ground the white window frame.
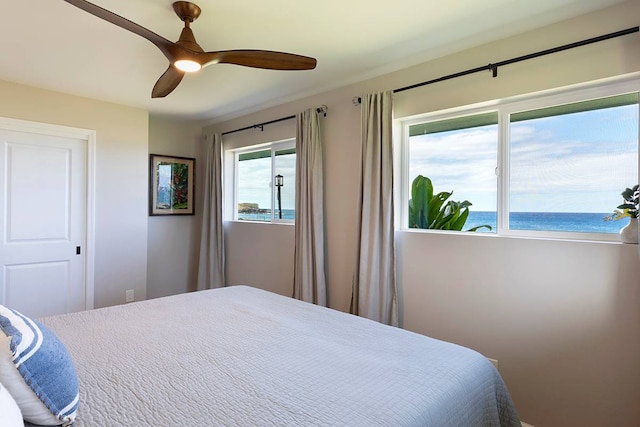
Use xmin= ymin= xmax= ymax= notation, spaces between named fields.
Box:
xmin=231 ymin=138 xmax=296 ymax=224
xmin=399 ymin=77 xmax=640 ymax=242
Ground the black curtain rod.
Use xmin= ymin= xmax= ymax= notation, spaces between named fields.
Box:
xmin=222 ymin=105 xmax=328 ymax=136
xmin=353 ymin=26 xmax=638 ymax=103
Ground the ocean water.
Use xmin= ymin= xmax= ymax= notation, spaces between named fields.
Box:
xmin=465 ymin=211 xmax=627 ymax=234
xmin=240 ymin=210 xmax=627 ymax=234
xmin=238 ymin=209 xmax=295 ymax=221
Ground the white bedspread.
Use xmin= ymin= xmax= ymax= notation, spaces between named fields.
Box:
xmin=38 ymin=285 xmax=520 ymax=426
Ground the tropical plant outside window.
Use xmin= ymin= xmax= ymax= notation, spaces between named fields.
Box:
xmin=236 ymin=141 xmax=296 ymax=222
xmin=404 ymin=81 xmax=639 ymax=240
xmin=408 ymin=111 xmax=499 ymax=232
xmin=409 ymin=175 xmax=491 ymax=231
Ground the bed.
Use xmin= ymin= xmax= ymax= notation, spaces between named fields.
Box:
xmin=13 ymin=285 xmax=519 ymax=426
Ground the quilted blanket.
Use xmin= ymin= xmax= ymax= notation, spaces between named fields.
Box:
xmin=36 ymin=285 xmax=520 ymax=426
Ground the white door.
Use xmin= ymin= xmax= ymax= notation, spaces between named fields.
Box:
xmin=0 ymin=124 xmax=89 ymax=318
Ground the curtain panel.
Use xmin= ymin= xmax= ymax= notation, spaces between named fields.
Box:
xmin=196 ymin=132 xmax=225 ymax=290
xmin=293 ymin=108 xmax=327 ymax=306
xmin=351 ymin=91 xmax=398 ymax=326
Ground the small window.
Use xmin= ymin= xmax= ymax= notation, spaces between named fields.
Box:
xmin=235 ymin=140 xmax=296 ymax=222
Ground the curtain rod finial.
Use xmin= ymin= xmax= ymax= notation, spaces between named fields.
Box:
xmin=316 ymin=105 xmax=328 ymax=116
xmin=353 ymin=97 xmax=362 ymax=106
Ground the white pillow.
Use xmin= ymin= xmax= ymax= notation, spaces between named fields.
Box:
xmin=0 ymin=382 xmax=24 ymax=427
xmin=0 ymin=306 xmax=78 ymax=426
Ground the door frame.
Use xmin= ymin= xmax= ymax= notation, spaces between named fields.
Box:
xmin=0 ymin=116 xmax=96 ymax=310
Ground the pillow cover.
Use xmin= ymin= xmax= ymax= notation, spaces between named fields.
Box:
xmin=0 ymin=305 xmax=78 ymax=426
xmin=0 ymin=382 xmax=24 ymax=427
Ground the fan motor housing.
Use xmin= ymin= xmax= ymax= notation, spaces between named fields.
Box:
xmin=173 ymin=1 xmax=201 ymax=22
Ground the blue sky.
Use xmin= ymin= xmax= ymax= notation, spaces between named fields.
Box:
xmin=409 ymin=104 xmax=638 ymax=213
xmin=238 ymin=106 xmax=638 ymax=215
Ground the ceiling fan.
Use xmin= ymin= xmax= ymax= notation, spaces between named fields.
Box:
xmin=62 ymin=0 xmax=317 ymax=98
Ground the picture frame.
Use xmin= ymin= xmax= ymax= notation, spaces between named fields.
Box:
xmin=149 ymin=154 xmax=195 ymax=216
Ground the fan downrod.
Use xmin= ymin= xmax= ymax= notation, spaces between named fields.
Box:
xmin=172 ymin=1 xmax=201 ymax=23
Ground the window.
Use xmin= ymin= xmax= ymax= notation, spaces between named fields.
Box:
xmin=408 ymin=112 xmax=498 ymax=232
xmin=234 ymin=140 xmax=296 ymax=222
xmin=507 ymin=93 xmax=638 ymax=235
xmin=402 ymin=80 xmax=639 ymax=241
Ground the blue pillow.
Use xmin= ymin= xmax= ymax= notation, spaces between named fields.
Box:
xmin=0 ymin=305 xmax=78 ymax=426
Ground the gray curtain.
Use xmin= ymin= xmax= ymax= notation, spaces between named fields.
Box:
xmin=196 ymin=132 xmax=225 ymax=290
xmin=293 ymin=108 xmax=327 ymax=306
xmin=350 ymin=91 xmax=398 ymax=326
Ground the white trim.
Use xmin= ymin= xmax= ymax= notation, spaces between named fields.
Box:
xmin=229 ymin=138 xmax=296 ymax=224
xmin=0 ymin=116 xmax=96 ymax=311
xmin=232 ymin=150 xmax=239 ymax=221
xmin=85 ymin=129 xmax=96 ymax=310
xmin=393 ymin=118 xmax=405 ymax=231
xmin=398 ymin=75 xmax=640 ymax=243
xmin=521 ymin=422 xmax=535 ymax=427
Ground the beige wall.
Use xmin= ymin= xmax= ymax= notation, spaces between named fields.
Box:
xmin=3 ymin=1 xmax=636 ymax=425
xmin=0 ymin=80 xmax=149 ymax=308
xmin=147 ymin=117 xmax=204 ymax=299
xmin=0 ymin=82 xmax=207 ymax=304
xmin=219 ymin=118 xmax=299 ymax=297
xmin=204 ymin=2 xmax=640 ymax=426
xmin=225 ymin=221 xmax=295 ymax=297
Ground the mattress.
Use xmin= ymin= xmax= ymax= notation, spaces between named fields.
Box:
xmin=36 ymin=285 xmax=520 ymax=426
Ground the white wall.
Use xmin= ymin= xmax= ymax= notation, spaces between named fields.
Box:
xmin=204 ymin=2 xmax=640 ymax=426
xmin=147 ymin=117 xmax=204 ymax=299
xmin=0 ymin=80 xmax=149 ymax=308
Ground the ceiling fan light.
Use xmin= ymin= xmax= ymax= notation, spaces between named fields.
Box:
xmin=175 ymin=59 xmax=201 ymax=72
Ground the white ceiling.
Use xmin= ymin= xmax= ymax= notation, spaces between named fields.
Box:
xmin=0 ymin=0 xmax=626 ymax=123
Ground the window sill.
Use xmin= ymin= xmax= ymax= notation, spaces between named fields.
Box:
xmin=225 ymin=220 xmax=295 ymax=226
xmin=397 ymin=228 xmax=624 ymax=245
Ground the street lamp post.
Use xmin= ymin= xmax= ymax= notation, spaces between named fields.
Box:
xmin=275 ymin=174 xmax=283 ymax=219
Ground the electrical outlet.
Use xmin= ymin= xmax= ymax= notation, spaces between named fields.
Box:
xmin=125 ymin=289 xmax=134 ymax=303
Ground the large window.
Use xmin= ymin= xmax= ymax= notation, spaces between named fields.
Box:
xmin=402 ymin=80 xmax=639 ymax=241
xmin=235 ymin=140 xmax=296 ymax=222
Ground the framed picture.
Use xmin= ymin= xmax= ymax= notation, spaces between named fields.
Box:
xmin=149 ymin=154 xmax=195 ymax=216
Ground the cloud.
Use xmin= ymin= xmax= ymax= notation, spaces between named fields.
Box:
xmin=509 ymin=121 xmax=636 ymax=212
xmin=409 ymin=125 xmax=498 ymax=209
xmin=237 ymin=152 xmax=296 ymax=210
xmin=408 ymin=107 xmax=638 ymax=213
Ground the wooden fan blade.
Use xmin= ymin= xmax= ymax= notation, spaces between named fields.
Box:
xmin=198 ymin=50 xmax=317 ymax=70
xmin=63 ymin=0 xmax=181 ymax=62
xmin=152 ymin=66 xmax=185 ymax=98
xmin=63 ymin=1 xmax=317 ymax=98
